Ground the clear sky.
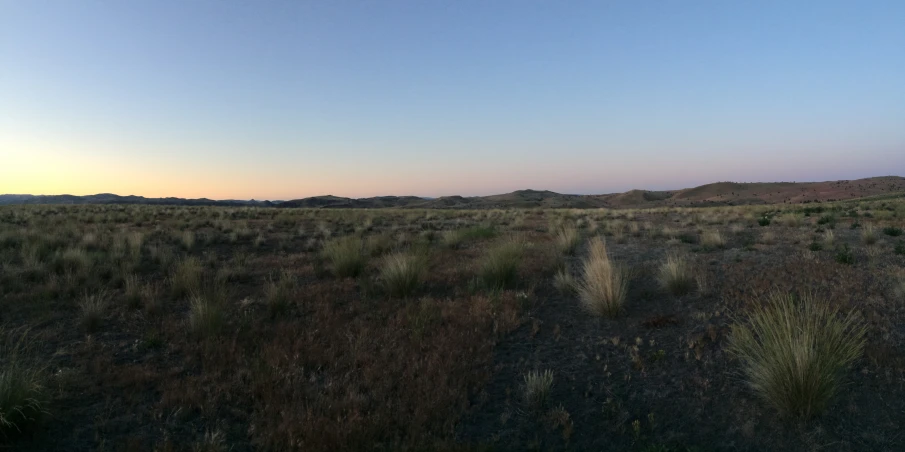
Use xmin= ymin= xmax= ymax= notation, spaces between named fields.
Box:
xmin=2 ymin=1 xmax=904 ymax=200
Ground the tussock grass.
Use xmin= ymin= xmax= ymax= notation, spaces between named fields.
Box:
xmin=554 ymin=225 xmax=581 ymax=255
xmin=554 ymin=268 xmax=577 ymax=294
xmin=79 ymin=292 xmax=108 ymax=333
xmin=658 ymin=253 xmax=695 ymax=296
xmin=861 ymin=224 xmax=878 ymax=245
xmin=188 ymin=293 xmax=225 ymax=339
xmin=379 ymin=252 xmax=426 ymax=298
xmin=523 ymin=370 xmax=554 ymax=409
xmin=171 ymin=256 xmax=202 ymax=297
xmin=577 ymin=237 xmax=627 ymax=316
xmin=479 ymin=237 xmax=524 ymax=290
xmin=0 ymin=330 xmax=45 ymax=433
xmin=322 ymin=236 xmax=366 ymax=278
xmin=701 ymin=230 xmax=726 ymax=249
xmin=124 ymin=273 xmax=142 ymax=308
xmin=264 ymin=269 xmax=296 ymax=317
xmin=727 ymin=293 xmax=866 ymax=418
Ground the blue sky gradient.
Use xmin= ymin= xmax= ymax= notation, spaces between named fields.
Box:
xmin=2 ymin=1 xmax=904 ymax=199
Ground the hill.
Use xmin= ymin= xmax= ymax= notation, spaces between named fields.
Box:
xmin=3 ymin=176 xmax=904 ymax=209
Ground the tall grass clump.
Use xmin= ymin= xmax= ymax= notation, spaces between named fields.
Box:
xmin=861 ymin=224 xmax=877 ymax=245
xmin=264 ymin=269 xmax=296 ymax=318
xmin=554 ymin=225 xmax=581 ymax=255
xmin=479 ymin=237 xmax=524 ymax=290
xmin=727 ymin=293 xmax=867 ymax=419
xmin=79 ymin=292 xmax=108 ymax=333
xmin=322 ymin=236 xmax=366 ymax=278
xmin=658 ymin=253 xmax=695 ymax=296
xmin=188 ymin=293 xmax=225 ymax=339
xmin=522 ymin=370 xmax=554 ymax=410
xmin=171 ymin=256 xmax=202 ymax=297
xmin=0 ymin=331 xmax=46 ymax=433
xmin=577 ymin=237 xmax=627 ymax=316
xmin=554 ymin=268 xmax=577 ymax=294
xmin=379 ymin=252 xmax=426 ymax=298
xmin=701 ymin=230 xmax=726 ymax=249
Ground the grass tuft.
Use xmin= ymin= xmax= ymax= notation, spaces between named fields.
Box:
xmin=379 ymin=252 xmax=426 ymax=298
xmin=0 ymin=330 xmax=46 ymax=433
xmin=658 ymin=253 xmax=695 ymax=296
xmin=79 ymin=292 xmax=108 ymax=333
xmin=577 ymin=237 xmax=627 ymax=316
xmin=479 ymin=237 xmax=524 ymax=290
xmin=523 ymin=370 xmax=554 ymax=409
xmin=322 ymin=236 xmax=367 ymax=278
xmin=727 ymin=292 xmax=866 ymax=418
xmin=701 ymin=230 xmax=726 ymax=249
xmin=188 ymin=293 xmax=225 ymax=339
xmin=554 ymin=225 xmax=582 ymax=255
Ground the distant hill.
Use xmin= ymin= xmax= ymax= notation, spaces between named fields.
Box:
xmin=0 ymin=193 xmax=272 ymax=207
xmin=3 ymin=176 xmax=904 ymax=209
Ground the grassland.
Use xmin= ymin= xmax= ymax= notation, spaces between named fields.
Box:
xmin=1 ymin=198 xmax=905 ymax=451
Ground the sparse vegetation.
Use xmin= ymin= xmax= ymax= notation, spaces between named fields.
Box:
xmin=728 ymin=292 xmax=866 ymax=418
xmin=658 ymin=253 xmax=695 ymax=296
xmin=0 ymin=330 xmax=46 ymax=433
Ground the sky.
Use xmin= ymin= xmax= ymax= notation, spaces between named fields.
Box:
xmin=1 ymin=1 xmax=904 ymax=200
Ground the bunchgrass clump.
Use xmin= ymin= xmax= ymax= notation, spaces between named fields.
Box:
xmin=727 ymin=292 xmax=866 ymax=419
xmin=701 ymin=230 xmax=726 ymax=249
xmin=379 ymin=252 xmax=426 ymax=298
xmin=658 ymin=253 xmax=695 ymax=296
xmin=188 ymin=293 xmax=225 ymax=339
xmin=264 ymin=269 xmax=296 ymax=317
xmin=79 ymin=292 xmax=108 ymax=333
xmin=322 ymin=236 xmax=366 ymax=278
xmin=554 ymin=225 xmax=581 ymax=255
xmin=577 ymin=237 xmax=627 ymax=316
xmin=0 ymin=330 xmax=46 ymax=433
xmin=479 ymin=237 xmax=524 ymax=290
xmin=171 ymin=256 xmax=202 ymax=297
xmin=124 ymin=273 xmax=142 ymax=308
xmin=835 ymin=244 xmax=855 ymax=265
xmin=523 ymin=370 xmax=554 ymax=410
xmin=553 ymin=268 xmax=577 ymax=294
xmin=861 ymin=224 xmax=877 ymax=245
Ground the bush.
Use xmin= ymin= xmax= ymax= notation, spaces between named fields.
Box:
xmin=479 ymin=237 xmax=524 ymax=290
xmin=322 ymin=236 xmax=366 ymax=278
xmin=835 ymin=245 xmax=854 ymax=265
xmin=883 ymin=226 xmax=903 ymax=237
xmin=895 ymin=241 xmax=905 ymax=256
xmin=727 ymin=293 xmax=866 ymax=418
xmin=758 ymin=217 xmax=771 ymax=227
xmin=658 ymin=253 xmax=695 ymax=296
xmin=577 ymin=237 xmax=627 ymax=316
xmin=379 ymin=252 xmax=426 ymax=298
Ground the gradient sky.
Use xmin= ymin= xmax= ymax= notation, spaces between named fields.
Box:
xmin=2 ymin=1 xmax=904 ymax=200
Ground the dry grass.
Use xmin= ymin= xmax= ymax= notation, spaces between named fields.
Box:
xmin=727 ymin=292 xmax=866 ymax=418
xmin=479 ymin=237 xmax=524 ymax=290
xmin=171 ymin=256 xmax=202 ymax=297
xmin=523 ymin=370 xmax=554 ymax=409
xmin=701 ymin=230 xmax=726 ymax=248
xmin=861 ymin=223 xmax=878 ymax=245
xmin=0 ymin=330 xmax=45 ymax=432
xmin=78 ymin=292 xmax=108 ymax=333
xmin=577 ymin=237 xmax=627 ymax=316
xmin=379 ymin=252 xmax=426 ymax=298
xmin=188 ymin=293 xmax=225 ymax=339
xmin=554 ymin=225 xmax=581 ymax=255
xmin=658 ymin=253 xmax=695 ymax=296
xmin=322 ymin=235 xmax=366 ymax=278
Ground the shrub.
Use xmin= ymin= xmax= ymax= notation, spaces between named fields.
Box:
xmin=701 ymin=230 xmax=726 ymax=249
xmin=658 ymin=253 xmax=695 ymax=296
xmin=79 ymin=292 xmax=108 ymax=333
xmin=188 ymin=294 xmax=224 ymax=338
xmin=554 ymin=225 xmax=581 ymax=255
xmin=171 ymin=256 xmax=202 ymax=297
xmin=835 ymin=244 xmax=854 ymax=265
xmin=895 ymin=241 xmax=905 ymax=256
xmin=322 ymin=236 xmax=366 ymax=278
xmin=882 ymin=226 xmax=903 ymax=237
xmin=808 ymin=242 xmax=823 ymax=251
xmin=0 ymin=331 xmax=46 ymax=432
xmin=379 ymin=252 xmax=426 ymax=298
xmin=577 ymin=237 xmax=627 ymax=316
xmin=758 ymin=217 xmax=771 ymax=227
xmin=861 ymin=224 xmax=878 ymax=245
xmin=727 ymin=292 xmax=866 ymax=418
xmin=479 ymin=237 xmax=524 ymax=290
xmin=523 ymin=370 xmax=554 ymax=409
xmin=817 ymin=215 xmax=836 ymax=226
